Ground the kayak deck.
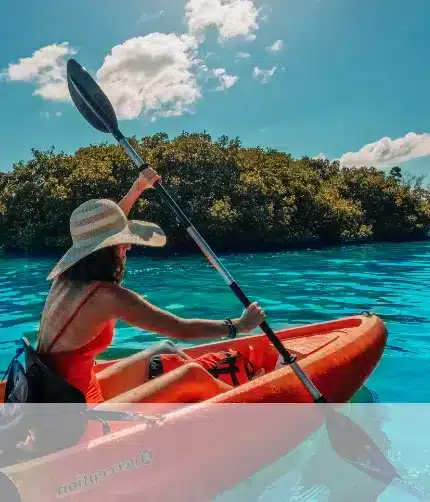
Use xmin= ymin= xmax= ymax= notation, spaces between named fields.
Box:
xmin=92 ymin=313 xmax=387 ymax=404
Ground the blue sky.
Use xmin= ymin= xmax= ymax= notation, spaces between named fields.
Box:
xmin=1 ymin=0 xmax=430 ymax=179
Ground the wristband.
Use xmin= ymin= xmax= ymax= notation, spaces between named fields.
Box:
xmin=224 ymin=318 xmax=237 ymax=339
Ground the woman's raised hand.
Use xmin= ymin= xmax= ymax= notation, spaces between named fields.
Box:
xmin=132 ymin=167 xmax=161 ymax=194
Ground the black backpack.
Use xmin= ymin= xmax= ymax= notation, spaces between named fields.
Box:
xmin=0 ymin=336 xmax=89 ymax=458
xmin=1 ymin=336 xmax=161 ymax=465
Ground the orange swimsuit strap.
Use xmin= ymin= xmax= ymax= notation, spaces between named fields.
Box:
xmin=39 ymin=282 xmax=109 ymax=403
xmin=40 ymin=283 xmax=102 ymax=355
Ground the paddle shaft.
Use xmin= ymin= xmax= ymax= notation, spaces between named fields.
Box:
xmin=116 ymin=133 xmax=325 ymax=403
xmin=67 ymin=65 xmax=325 ymax=403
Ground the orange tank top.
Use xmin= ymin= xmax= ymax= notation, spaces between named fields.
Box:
xmin=38 ymin=283 xmax=114 ymax=404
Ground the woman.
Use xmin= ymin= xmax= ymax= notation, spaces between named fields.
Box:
xmin=37 ymin=168 xmax=266 ymax=405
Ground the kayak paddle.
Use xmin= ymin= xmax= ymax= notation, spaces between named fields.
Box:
xmin=65 ymin=58 xmax=400 ymax=486
xmin=65 ymin=57 xmax=324 ymax=403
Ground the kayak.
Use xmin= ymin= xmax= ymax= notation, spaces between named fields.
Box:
xmin=97 ymin=311 xmax=386 ymax=404
xmin=0 ymin=313 xmax=387 ymax=502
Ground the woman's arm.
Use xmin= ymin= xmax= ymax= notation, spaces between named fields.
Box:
xmin=118 ymin=168 xmax=161 ymax=217
xmin=100 ymin=284 xmax=265 ymax=341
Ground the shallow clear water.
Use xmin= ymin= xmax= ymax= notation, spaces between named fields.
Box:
xmin=1 ymin=241 xmax=429 ymax=402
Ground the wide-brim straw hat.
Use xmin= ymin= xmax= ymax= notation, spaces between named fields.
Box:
xmin=47 ymin=198 xmax=166 ymax=281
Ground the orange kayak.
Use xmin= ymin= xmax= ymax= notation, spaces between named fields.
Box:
xmin=0 ymin=313 xmax=387 ymax=502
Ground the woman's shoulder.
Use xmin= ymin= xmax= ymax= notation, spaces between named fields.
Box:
xmin=96 ymin=280 xmax=138 ymax=297
xmin=45 ymin=278 xmax=143 ymax=318
xmin=45 ymin=277 xmax=113 ymax=308
xmin=95 ymin=281 xmax=146 ymax=311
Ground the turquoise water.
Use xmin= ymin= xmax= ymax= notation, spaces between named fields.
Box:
xmin=1 ymin=242 xmax=430 ymax=500
xmin=1 ymin=241 xmax=429 ymax=402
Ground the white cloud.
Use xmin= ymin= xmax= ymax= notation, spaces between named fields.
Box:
xmin=40 ymin=110 xmax=63 ymax=120
xmin=340 ymin=133 xmax=430 ymax=169
xmin=212 ymin=68 xmax=239 ymax=91
xmin=313 ymin=152 xmax=327 ymax=160
xmin=3 ymin=1 xmax=260 ymax=123
xmin=252 ymin=66 xmax=277 ymax=84
xmin=136 ymin=10 xmax=164 ymax=24
xmin=185 ymin=0 xmax=260 ymax=42
xmin=260 ymin=5 xmax=272 ymax=22
xmin=266 ymin=39 xmax=283 ymax=52
xmin=2 ymin=42 xmax=77 ymax=100
xmin=96 ymin=33 xmax=202 ymax=121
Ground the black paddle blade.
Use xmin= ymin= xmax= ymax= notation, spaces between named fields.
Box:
xmin=67 ymin=58 xmax=118 ymax=135
xmin=326 ymin=407 xmax=400 ymax=485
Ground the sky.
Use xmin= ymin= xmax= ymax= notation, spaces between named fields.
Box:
xmin=1 ymin=0 xmax=430 ymax=179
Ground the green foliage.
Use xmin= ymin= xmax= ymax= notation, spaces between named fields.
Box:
xmin=1 ymin=133 xmax=429 ymax=253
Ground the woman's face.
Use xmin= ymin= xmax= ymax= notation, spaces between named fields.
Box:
xmin=116 ymin=244 xmax=131 ymax=263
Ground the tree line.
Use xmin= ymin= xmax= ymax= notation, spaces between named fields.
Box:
xmin=1 ymin=132 xmax=429 ymax=255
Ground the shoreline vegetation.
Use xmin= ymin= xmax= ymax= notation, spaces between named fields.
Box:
xmin=1 ymin=132 xmax=430 ymax=256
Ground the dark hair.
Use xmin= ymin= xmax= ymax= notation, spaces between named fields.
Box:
xmin=60 ymin=246 xmax=125 ymax=284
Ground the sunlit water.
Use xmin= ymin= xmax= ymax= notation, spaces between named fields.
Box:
xmin=1 ymin=241 xmax=429 ymax=401
xmin=1 ymin=242 xmax=429 ymax=500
